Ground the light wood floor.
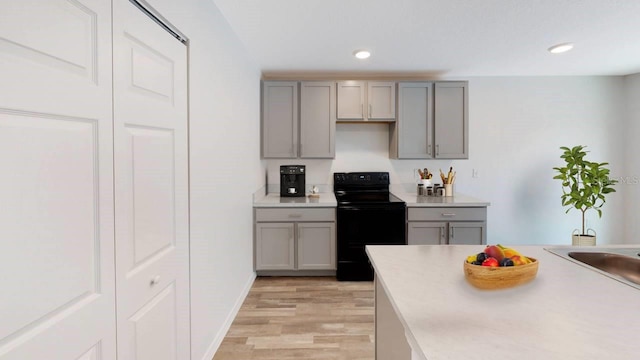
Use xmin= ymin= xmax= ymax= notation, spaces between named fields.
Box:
xmin=212 ymin=277 xmax=374 ymax=360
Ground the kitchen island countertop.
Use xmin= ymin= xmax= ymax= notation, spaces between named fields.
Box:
xmin=366 ymin=245 xmax=640 ymax=360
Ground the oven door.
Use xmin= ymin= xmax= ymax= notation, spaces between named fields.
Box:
xmin=336 ymin=204 xmax=406 ymax=280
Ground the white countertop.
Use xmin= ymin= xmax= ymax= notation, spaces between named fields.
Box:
xmin=253 ymin=193 xmax=337 ymax=207
xmin=366 ymin=245 xmax=640 ymax=360
xmin=393 ymin=191 xmax=490 ymax=207
xmin=253 ymin=191 xmax=488 ymax=208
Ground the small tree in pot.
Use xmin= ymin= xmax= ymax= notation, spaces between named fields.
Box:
xmin=552 ymin=145 xmax=617 ymax=245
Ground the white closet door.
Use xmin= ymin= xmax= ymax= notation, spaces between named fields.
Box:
xmin=0 ymin=0 xmax=116 ymax=359
xmin=112 ymin=1 xmax=190 ymax=359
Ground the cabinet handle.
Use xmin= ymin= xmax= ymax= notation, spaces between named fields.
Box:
xmin=428 ymin=144 xmax=432 ymax=156
xmin=288 ymin=214 xmax=302 ymax=218
xmin=441 ymin=226 xmax=446 ymax=244
xmin=361 ymin=103 xmax=364 ymax=118
xmin=369 ymin=104 xmax=372 ymax=117
xmin=442 ymin=213 xmax=456 ymax=217
xmin=436 ymin=144 xmax=439 ymax=156
xmin=150 ymin=275 xmax=161 ymax=286
xmin=450 ymin=227 xmax=454 ymax=239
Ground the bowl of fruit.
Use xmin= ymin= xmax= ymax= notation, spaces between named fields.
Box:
xmin=464 ymin=245 xmax=538 ymax=290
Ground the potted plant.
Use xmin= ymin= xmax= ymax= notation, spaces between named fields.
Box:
xmin=552 ymin=145 xmax=617 ymax=245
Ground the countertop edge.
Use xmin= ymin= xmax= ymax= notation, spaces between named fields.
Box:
xmin=393 ymin=191 xmax=491 ymax=207
xmin=253 ymin=193 xmax=337 ymax=208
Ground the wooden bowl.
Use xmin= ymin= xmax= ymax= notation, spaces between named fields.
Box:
xmin=463 ymin=257 xmax=539 ymax=290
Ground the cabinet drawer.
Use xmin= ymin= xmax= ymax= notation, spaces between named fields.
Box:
xmin=408 ymin=207 xmax=486 ymax=221
xmin=255 ymin=208 xmax=336 ymax=222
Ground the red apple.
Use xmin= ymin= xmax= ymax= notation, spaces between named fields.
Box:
xmin=482 ymin=257 xmax=499 ymax=267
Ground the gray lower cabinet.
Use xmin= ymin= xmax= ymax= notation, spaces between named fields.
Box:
xmin=391 ymin=81 xmax=468 ymax=159
xmin=262 ymin=81 xmax=335 ymax=159
xmin=297 ymin=222 xmax=336 ymax=270
xmin=407 ymin=207 xmax=486 ymax=245
xmin=255 ymin=222 xmax=295 ymax=270
xmin=337 ymin=81 xmax=395 ymax=121
xmin=255 ymin=208 xmax=336 ymax=273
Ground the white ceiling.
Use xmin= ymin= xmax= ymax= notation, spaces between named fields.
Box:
xmin=211 ymin=0 xmax=640 ymax=77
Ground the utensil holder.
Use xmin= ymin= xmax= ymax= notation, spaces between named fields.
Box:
xmin=444 ymin=184 xmax=453 ymax=197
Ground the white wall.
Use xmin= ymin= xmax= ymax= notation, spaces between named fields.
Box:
xmin=267 ymin=77 xmax=630 ymax=246
xmin=623 ymin=73 xmax=640 ymax=243
xmin=142 ymin=1 xmax=262 ymax=359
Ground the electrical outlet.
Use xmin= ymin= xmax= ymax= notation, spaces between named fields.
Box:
xmin=472 ymin=169 xmax=479 ymax=178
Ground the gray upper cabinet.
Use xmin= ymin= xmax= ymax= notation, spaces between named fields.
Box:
xmin=337 ymin=81 xmax=395 ymax=121
xmin=262 ymin=81 xmax=298 ymax=158
xmin=262 ymin=81 xmax=335 ymax=159
xmin=391 ymin=82 xmax=434 ymax=158
xmin=434 ymin=82 xmax=468 ymax=159
xmin=368 ymin=82 xmax=396 ymax=119
xmin=300 ymin=81 xmax=336 ymax=158
xmin=391 ymin=81 xmax=468 ymax=159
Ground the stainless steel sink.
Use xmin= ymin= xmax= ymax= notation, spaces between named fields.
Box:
xmin=546 ymin=247 xmax=640 ymax=290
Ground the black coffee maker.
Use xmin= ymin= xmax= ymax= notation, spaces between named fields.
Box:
xmin=280 ymin=165 xmax=305 ymax=197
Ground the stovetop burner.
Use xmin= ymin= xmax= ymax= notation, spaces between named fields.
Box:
xmin=333 ymin=172 xmax=404 ymax=206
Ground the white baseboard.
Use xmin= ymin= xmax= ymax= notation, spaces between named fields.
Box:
xmin=201 ymin=271 xmax=256 ymax=360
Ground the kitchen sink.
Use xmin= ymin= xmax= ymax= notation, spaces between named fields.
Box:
xmin=546 ymin=247 xmax=640 ymax=290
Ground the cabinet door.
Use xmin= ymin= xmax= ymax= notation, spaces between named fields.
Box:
xmin=448 ymin=222 xmax=485 ymax=245
xmin=434 ymin=82 xmax=468 ymax=159
xmin=337 ymin=81 xmax=365 ymax=120
xmin=256 ymin=223 xmax=295 ymax=270
xmin=396 ymin=82 xmax=433 ymax=158
xmin=368 ymin=82 xmax=396 ymax=120
xmin=297 ymin=222 xmax=336 ymax=270
xmin=262 ymin=81 xmax=298 ymax=158
xmin=300 ymin=81 xmax=336 ymax=158
xmin=408 ymin=222 xmax=446 ymax=245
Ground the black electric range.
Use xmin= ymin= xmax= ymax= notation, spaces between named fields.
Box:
xmin=334 ymin=172 xmax=407 ymax=281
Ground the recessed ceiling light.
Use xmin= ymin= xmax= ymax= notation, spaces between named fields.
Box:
xmin=548 ymin=42 xmax=574 ymax=54
xmin=353 ymin=50 xmax=371 ymax=59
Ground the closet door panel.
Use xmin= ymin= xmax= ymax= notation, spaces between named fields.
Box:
xmin=0 ymin=0 xmax=116 ymax=359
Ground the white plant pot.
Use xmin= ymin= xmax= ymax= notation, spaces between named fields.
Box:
xmin=572 ymin=229 xmax=596 ymax=246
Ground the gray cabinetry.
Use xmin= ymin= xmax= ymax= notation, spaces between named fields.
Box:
xmin=391 ymin=82 xmax=434 ymax=158
xmin=300 ymin=81 xmax=336 ymax=158
xmin=254 ymin=207 xmax=336 ymax=274
xmin=391 ymin=81 xmax=468 ymax=159
xmin=337 ymin=81 xmax=395 ymax=121
xmin=262 ymin=81 xmax=298 ymax=158
xmin=434 ymin=82 xmax=468 ymax=159
xmin=255 ymin=223 xmax=295 ymax=270
xmin=297 ymin=222 xmax=336 ymax=270
xmin=262 ymin=81 xmax=335 ymax=159
xmin=407 ymin=207 xmax=486 ymax=245
xmin=408 ymin=221 xmax=445 ymax=245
